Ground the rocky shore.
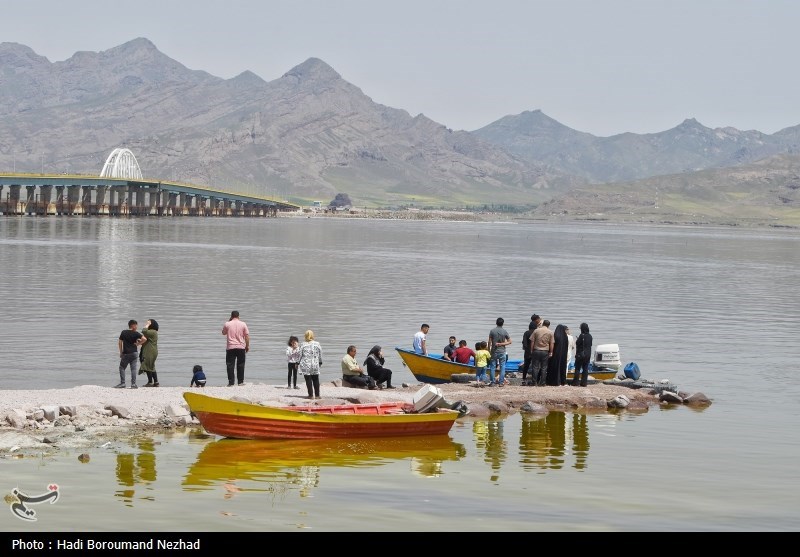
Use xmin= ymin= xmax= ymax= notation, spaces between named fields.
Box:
xmin=0 ymin=378 xmax=711 ymax=455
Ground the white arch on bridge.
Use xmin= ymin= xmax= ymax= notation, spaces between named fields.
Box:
xmin=99 ymin=148 xmax=143 ymax=180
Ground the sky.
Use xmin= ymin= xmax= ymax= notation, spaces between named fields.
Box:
xmin=4 ymin=0 xmax=799 ymax=137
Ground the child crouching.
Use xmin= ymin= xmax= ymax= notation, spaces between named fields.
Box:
xmin=190 ymin=365 xmax=207 ymax=387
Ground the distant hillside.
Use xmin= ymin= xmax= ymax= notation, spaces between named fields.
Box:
xmin=0 ymin=38 xmax=581 ymax=208
xmin=473 ymin=110 xmax=800 ymax=184
xmin=531 ymin=153 xmax=800 ymax=227
xmin=2 ymin=37 xmax=799 ymax=223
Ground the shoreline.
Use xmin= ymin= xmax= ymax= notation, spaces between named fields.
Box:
xmin=0 ymin=379 xmax=711 ymax=454
xmin=279 ymin=209 xmax=799 ymax=229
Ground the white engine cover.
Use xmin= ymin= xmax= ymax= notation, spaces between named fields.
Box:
xmin=593 ymin=343 xmax=621 ymax=370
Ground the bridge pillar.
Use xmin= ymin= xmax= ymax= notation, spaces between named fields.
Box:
xmin=146 ymin=188 xmax=158 ymax=215
xmin=111 ymin=186 xmax=126 ymax=215
xmin=79 ymin=186 xmax=93 ymax=215
xmin=96 ymin=186 xmax=109 ymax=215
xmin=67 ymin=185 xmax=81 ymax=215
xmin=54 ymin=186 xmax=65 ymax=214
xmin=25 ymin=185 xmax=36 ymax=215
xmin=40 ymin=185 xmax=56 ymax=215
xmin=109 ymin=186 xmax=125 ymax=215
xmin=123 ymin=186 xmax=135 ymax=215
xmin=209 ymin=197 xmax=218 ymax=216
xmin=167 ymin=193 xmax=178 ymax=216
xmin=131 ymin=186 xmax=144 ymax=215
xmin=8 ymin=184 xmax=22 ymax=215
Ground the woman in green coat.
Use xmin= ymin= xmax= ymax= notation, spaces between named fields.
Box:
xmin=140 ymin=319 xmax=160 ymax=386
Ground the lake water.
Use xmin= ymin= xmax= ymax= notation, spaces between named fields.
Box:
xmin=1 ymin=216 xmax=799 ymax=532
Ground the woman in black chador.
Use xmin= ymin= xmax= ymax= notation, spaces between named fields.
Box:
xmin=364 ymin=345 xmax=395 ymax=389
xmin=546 ymin=324 xmax=569 ymax=386
xmin=571 ymin=323 xmax=593 ymax=387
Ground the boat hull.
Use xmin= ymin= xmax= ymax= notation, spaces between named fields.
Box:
xmin=183 ymin=392 xmax=458 ymax=440
xmin=396 ymin=347 xmax=618 ymax=383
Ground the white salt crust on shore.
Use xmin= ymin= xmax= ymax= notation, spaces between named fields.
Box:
xmin=0 ymin=381 xmax=662 ymax=452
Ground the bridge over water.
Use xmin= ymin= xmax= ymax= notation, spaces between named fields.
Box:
xmin=0 ymin=173 xmax=300 ymax=217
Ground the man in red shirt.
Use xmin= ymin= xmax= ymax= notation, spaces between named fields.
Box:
xmin=452 ymin=340 xmax=476 ymax=365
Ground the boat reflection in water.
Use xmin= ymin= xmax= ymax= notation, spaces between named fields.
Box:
xmin=183 ymin=435 xmax=467 ymax=496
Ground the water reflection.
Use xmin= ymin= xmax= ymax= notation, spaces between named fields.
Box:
xmin=183 ymin=435 xmax=467 ymax=497
xmin=518 ymin=412 xmax=590 ymax=471
xmin=114 ymin=437 xmax=158 ymax=506
xmin=472 ymin=420 xmax=507 ymax=481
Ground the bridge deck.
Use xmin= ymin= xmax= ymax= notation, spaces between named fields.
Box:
xmin=0 ymin=174 xmax=301 ymax=216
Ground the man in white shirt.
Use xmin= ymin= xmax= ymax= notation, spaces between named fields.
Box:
xmin=413 ymin=324 xmax=430 ymax=355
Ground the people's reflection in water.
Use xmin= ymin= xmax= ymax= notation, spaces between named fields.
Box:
xmin=571 ymin=413 xmax=589 ymax=470
xmin=115 ymin=437 xmax=157 ymax=505
xmin=519 ymin=412 xmax=590 ymax=471
xmin=518 ymin=415 xmax=549 ymax=469
xmin=474 ymin=420 xmax=506 ymax=480
xmin=547 ymin=412 xmax=566 ymax=469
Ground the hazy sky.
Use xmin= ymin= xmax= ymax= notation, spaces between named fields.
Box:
xmin=4 ymin=0 xmax=798 ymax=136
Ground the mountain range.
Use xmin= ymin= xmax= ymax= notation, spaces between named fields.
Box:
xmin=1 ymin=38 xmax=798 ymax=225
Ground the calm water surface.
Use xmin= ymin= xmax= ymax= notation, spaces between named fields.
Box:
xmin=1 ymin=217 xmax=799 ymax=531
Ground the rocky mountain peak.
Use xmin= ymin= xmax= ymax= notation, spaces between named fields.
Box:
xmin=229 ymin=70 xmax=267 ymax=86
xmin=282 ymin=57 xmax=341 ymax=82
xmin=0 ymin=42 xmax=50 ymax=69
xmin=107 ymin=37 xmax=160 ymax=56
xmin=673 ymin=117 xmax=708 ymax=132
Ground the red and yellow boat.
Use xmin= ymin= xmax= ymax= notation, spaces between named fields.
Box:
xmin=183 ymin=392 xmax=459 ymax=440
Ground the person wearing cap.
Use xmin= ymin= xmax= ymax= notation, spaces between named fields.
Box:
xmin=222 ymin=310 xmax=250 ymax=386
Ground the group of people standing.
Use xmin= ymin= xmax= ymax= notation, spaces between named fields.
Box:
xmin=115 ymin=309 xmax=592 ymax=394
xmin=116 ymin=310 xmax=396 ymax=399
xmin=116 ymin=318 xmax=160 ymax=389
xmin=286 ymin=331 xmax=395 ymax=399
xmin=521 ymin=315 xmax=594 ymax=387
xmin=416 ymin=319 xmax=514 ymax=386
xmin=415 ymin=315 xmax=594 ymax=388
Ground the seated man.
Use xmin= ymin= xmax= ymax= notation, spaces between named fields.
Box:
xmin=341 ymin=345 xmax=376 ymax=389
xmin=443 ymin=336 xmax=458 ymax=361
xmin=453 ymin=339 xmax=476 ymax=365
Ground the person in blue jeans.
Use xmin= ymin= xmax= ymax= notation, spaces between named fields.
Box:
xmin=487 ymin=317 xmax=512 ymax=385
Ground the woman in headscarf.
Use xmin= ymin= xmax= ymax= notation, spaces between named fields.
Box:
xmin=364 ymin=345 xmax=395 ymax=389
xmin=546 ymin=324 xmax=569 ymax=386
xmin=140 ymin=319 xmax=159 ymax=387
xmin=298 ymin=330 xmax=322 ymax=399
xmin=570 ymin=323 xmax=593 ymax=387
